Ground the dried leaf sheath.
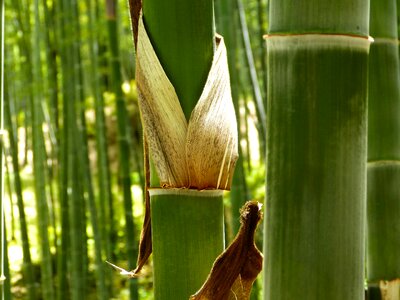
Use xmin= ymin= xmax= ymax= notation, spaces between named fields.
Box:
xmin=136 ymin=15 xmax=189 ymax=188
xmin=136 ymin=14 xmax=238 ymax=190
xmin=187 ymin=35 xmax=238 ymax=190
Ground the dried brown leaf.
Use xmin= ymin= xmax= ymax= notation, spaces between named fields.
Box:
xmin=132 ymin=138 xmax=152 ymax=275
xmin=190 ymin=201 xmax=263 ymax=300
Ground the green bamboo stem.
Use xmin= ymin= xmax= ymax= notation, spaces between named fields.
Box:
xmin=66 ymin=1 xmax=87 ymax=297
xmin=236 ymin=0 xmax=266 ymax=156
xmin=5 ymin=83 xmax=36 ymax=300
xmin=71 ymin=5 xmax=107 ymax=297
xmin=32 ymin=0 xmax=55 ymax=298
xmin=5 ymin=154 xmax=15 ymax=241
xmin=367 ymin=0 xmax=400 ymax=296
xmin=41 ymin=0 xmax=59 ymax=134
xmin=142 ymin=0 xmax=214 ymax=119
xmin=1 ymin=2 xmax=11 ymax=297
xmin=105 ymin=1 xmax=138 ymax=299
xmin=86 ymin=0 xmax=115 ymax=264
xmin=256 ymin=0 xmax=268 ymax=101
xmin=0 ymin=218 xmax=11 ymax=300
xmin=57 ymin=0 xmax=74 ymax=298
xmin=264 ymin=1 xmax=370 ymax=299
xmin=140 ymin=1 xmax=226 ymax=298
xmin=12 ymin=0 xmax=32 ymax=168
xmin=150 ymin=189 xmax=224 ymax=299
xmin=216 ymin=0 xmax=249 ymax=238
xmin=75 ymin=49 xmax=108 ymax=300
xmin=41 ymin=0 xmax=59 ymax=250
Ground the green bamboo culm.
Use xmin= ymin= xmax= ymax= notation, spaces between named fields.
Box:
xmin=142 ymin=0 xmax=214 ymax=119
xmin=150 ymin=189 xmax=224 ymax=299
xmin=216 ymin=0 xmax=249 ymax=238
xmin=86 ymin=0 xmax=115 ymax=266
xmin=5 ymin=83 xmax=36 ymax=300
xmin=105 ymin=1 xmax=138 ymax=299
xmin=32 ymin=0 xmax=55 ymax=298
xmin=263 ymin=1 xmax=370 ymax=300
xmin=140 ymin=1 xmax=225 ymax=298
xmin=56 ymin=0 xmax=71 ymax=297
xmin=0 ymin=1 xmax=11 ymax=297
xmin=66 ymin=0 xmax=87 ymax=297
xmin=367 ymin=0 xmax=400 ymax=297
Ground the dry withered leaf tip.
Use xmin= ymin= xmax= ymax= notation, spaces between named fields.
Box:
xmin=190 ymin=201 xmax=263 ymax=300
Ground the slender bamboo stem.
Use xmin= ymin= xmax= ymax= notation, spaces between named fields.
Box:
xmin=65 ymin=1 xmax=87 ymax=297
xmin=76 ymin=51 xmax=108 ymax=300
xmin=57 ymin=0 xmax=72 ymax=298
xmin=5 ymin=83 xmax=36 ymax=300
xmin=216 ymin=0 xmax=249 ymax=237
xmin=256 ymin=0 xmax=268 ymax=102
xmin=86 ymin=0 xmax=115 ymax=264
xmin=236 ymin=0 xmax=266 ymax=156
xmin=0 ymin=2 xmax=11 ymax=297
xmin=105 ymin=1 xmax=138 ymax=299
xmin=32 ymin=0 xmax=55 ymax=298
xmin=367 ymin=0 xmax=400 ymax=297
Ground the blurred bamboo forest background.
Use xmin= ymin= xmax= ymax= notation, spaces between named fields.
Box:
xmin=0 ymin=0 xmax=268 ymax=299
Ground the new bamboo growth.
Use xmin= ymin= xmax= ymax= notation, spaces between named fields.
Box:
xmin=129 ymin=1 xmax=238 ymax=298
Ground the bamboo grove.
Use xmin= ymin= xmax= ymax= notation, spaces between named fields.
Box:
xmin=1 ymin=0 xmax=267 ymax=299
xmin=0 ymin=0 xmax=399 ymax=299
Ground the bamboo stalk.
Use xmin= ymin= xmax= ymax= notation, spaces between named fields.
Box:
xmin=5 ymin=82 xmax=36 ymax=300
xmin=65 ymin=1 xmax=87 ymax=297
xmin=150 ymin=189 xmax=224 ymax=299
xmin=56 ymin=13 xmax=70 ymax=300
xmin=367 ymin=0 xmax=400 ymax=297
xmin=76 ymin=55 xmax=109 ymax=300
xmin=86 ymin=0 xmax=116 ymax=264
xmin=131 ymin=1 xmax=230 ymax=298
xmin=256 ymin=0 xmax=268 ymax=101
xmin=236 ymin=0 xmax=266 ymax=156
xmin=105 ymin=1 xmax=138 ymax=299
xmin=216 ymin=0 xmax=250 ymax=238
xmin=264 ymin=1 xmax=370 ymax=299
xmin=32 ymin=0 xmax=55 ymax=298
xmin=142 ymin=0 xmax=214 ymax=119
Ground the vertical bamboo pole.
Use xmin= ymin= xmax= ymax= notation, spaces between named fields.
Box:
xmin=142 ymin=0 xmax=214 ymax=119
xmin=56 ymin=1 xmax=70 ymax=297
xmin=216 ymin=0 xmax=249 ymax=238
xmin=5 ymin=83 xmax=36 ymax=300
xmin=32 ymin=0 xmax=55 ymax=298
xmin=86 ymin=0 xmax=115 ymax=264
xmin=236 ymin=0 xmax=266 ymax=157
xmin=105 ymin=1 xmax=138 ymax=299
xmin=139 ymin=1 xmax=225 ymax=299
xmin=264 ymin=1 xmax=370 ymax=299
xmin=367 ymin=0 xmax=400 ymax=298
